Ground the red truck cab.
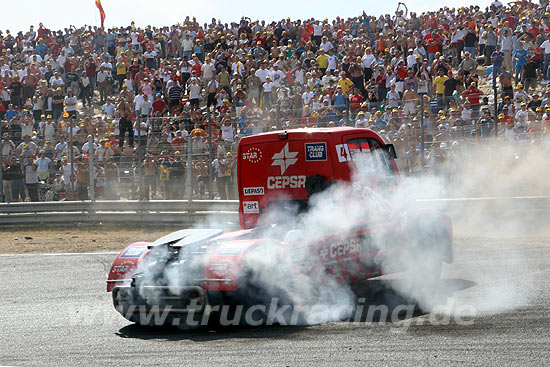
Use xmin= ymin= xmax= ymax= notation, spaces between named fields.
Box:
xmin=237 ymin=127 xmax=398 ymax=229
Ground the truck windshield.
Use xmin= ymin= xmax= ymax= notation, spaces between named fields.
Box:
xmin=347 ymin=139 xmax=377 ymax=176
xmin=347 ymin=138 xmax=394 ymax=177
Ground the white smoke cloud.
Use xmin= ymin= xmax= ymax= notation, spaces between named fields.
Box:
xmin=131 ymin=137 xmax=543 ymax=328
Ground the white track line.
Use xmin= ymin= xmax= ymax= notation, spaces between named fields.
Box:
xmin=0 ymin=251 xmax=119 ymax=258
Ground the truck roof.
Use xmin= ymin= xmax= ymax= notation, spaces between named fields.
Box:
xmin=241 ymin=127 xmax=382 ymax=143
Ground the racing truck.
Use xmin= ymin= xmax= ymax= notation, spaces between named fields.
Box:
xmin=107 ymin=127 xmax=453 ymax=327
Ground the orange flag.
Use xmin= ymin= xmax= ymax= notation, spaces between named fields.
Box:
xmin=95 ymin=0 xmax=106 ymax=28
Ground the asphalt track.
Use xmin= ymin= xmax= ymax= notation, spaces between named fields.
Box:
xmin=1 ymin=237 xmax=549 ymax=367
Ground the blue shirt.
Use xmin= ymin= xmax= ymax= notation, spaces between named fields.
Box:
xmin=35 ymin=44 xmax=49 ymax=58
xmin=491 ymin=51 xmax=504 ymax=68
xmin=238 ymin=117 xmax=250 ymax=135
xmin=333 ymin=93 xmax=346 ymax=107
xmin=6 ymin=110 xmax=16 ymax=121
xmin=514 ymin=49 xmax=527 ymax=67
xmin=105 ymin=33 xmax=116 ymax=47
xmin=374 ymin=119 xmax=387 ymax=129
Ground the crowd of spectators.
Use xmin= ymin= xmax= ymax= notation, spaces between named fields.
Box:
xmin=2 ymin=0 xmax=550 ymax=202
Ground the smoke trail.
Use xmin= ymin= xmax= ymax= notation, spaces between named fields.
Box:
xmin=134 ymin=136 xmax=544 ymax=326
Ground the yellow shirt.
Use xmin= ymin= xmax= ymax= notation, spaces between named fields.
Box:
xmin=316 ymin=54 xmax=329 ymax=69
xmin=337 ymin=78 xmax=354 ymax=94
xmin=116 ymin=62 xmax=127 ymax=76
xmin=433 ymin=75 xmax=448 ymax=95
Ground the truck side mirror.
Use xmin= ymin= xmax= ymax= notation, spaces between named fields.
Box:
xmin=385 ymin=144 xmax=397 ymax=159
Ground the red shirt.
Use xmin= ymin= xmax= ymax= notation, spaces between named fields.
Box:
xmin=85 ymin=61 xmax=96 ymax=77
xmin=503 ymin=16 xmax=517 ymax=28
xmin=427 ymin=39 xmax=439 ymax=54
xmin=37 ymin=27 xmax=49 ymax=40
xmin=152 ymin=100 xmax=166 ymax=114
xmin=529 ymin=47 xmax=542 ymax=61
xmin=349 ymin=94 xmax=363 ymax=110
xmin=64 ymin=59 xmax=73 ymax=73
xmin=301 ymin=114 xmax=317 ymax=125
xmin=376 ymin=74 xmax=386 ymax=88
xmin=191 ymin=63 xmax=202 ymax=76
xmin=108 ymin=139 xmax=120 ymax=153
xmin=423 ymin=32 xmax=440 ymax=44
xmin=171 ymin=137 xmax=185 ymax=150
xmin=252 ymin=36 xmax=267 ymax=47
xmin=172 ymin=75 xmax=183 ymax=85
xmin=396 ymin=66 xmax=408 ymax=80
xmin=464 ymin=88 xmax=482 ymax=106
xmin=300 ymin=29 xmax=312 ymax=44
xmin=128 ymin=64 xmax=140 ymax=79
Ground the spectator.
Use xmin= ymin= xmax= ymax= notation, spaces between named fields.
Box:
xmin=24 ymin=155 xmax=39 ymax=202
xmin=74 ymin=154 xmax=89 ymax=200
xmin=51 ymin=87 xmax=64 ymax=121
xmin=262 ymin=75 xmax=274 ymax=110
xmin=513 ymin=43 xmax=529 ymax=82
xmin=35 ymin=149 xmax=52 ymax=181
xmin=432 ymin=69 xmax=448 ymax=111
xmin=459 ymin=51 xmax=477 ymax=77
xmin=169 ymin=151 xmax=186 ymax=199
xmin=213 ymin=151 xmax=234 ymax=200
xmin=168 ymin=82 xmax=183 ymax=113
xmin=117 ymin=97 xmax=133 ymax=148
xmin=96 ymin=65 xmax=111 ymax=104
xmin=5 ymin=157 xmax=25 ymax=202
xmin=386 ymin=84 xmax=400 ymax=109
xmin=53 ymin=172 xmax=65 ymax=200
xmin=522 ymin=56 xmax=541 ymax=94
xmin=64 ymin=89 xmax=77 ymax=118
xmin=491 ymin=44 xmax=504 ymax=78
xmin=462 ymin=82 xmax=483 ymax=118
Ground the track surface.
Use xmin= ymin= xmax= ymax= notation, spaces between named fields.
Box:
xmin=1 ymin=237 xmax=549 ymax=367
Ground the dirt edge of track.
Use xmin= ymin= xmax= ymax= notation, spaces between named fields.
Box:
xmin=0 ymin=224 xmax=177 ymax=254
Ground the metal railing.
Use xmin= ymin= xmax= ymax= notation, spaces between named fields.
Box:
xmin=0 ymin=200 xmax=238 ymax=225
xmin=2 ymin=196 xmax=550 ymax=225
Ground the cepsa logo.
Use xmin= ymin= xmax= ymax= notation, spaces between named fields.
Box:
xmin=320 ymin=238 xmax=362 ymax=259
xmin=268 ymin=143 xmax=305 ymax=189
xmin=267 ymin=175 xmax=306 ymax=189
xmin=242 ymin=147 xmax=263 ymax=163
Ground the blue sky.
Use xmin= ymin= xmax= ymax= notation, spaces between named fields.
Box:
xmin=3 ymin=0 xmax=493 ymax=32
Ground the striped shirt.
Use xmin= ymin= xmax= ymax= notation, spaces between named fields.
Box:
xmin=168 ymin=85 xmax=183 ymax=101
